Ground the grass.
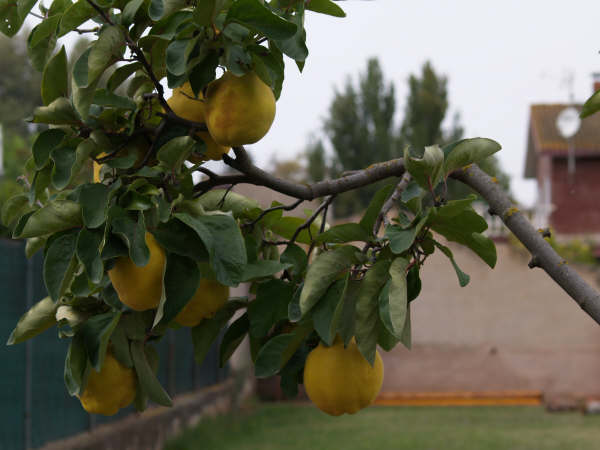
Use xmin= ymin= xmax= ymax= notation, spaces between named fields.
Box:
xmin=164 ymin=402 xmax=600 ymax=450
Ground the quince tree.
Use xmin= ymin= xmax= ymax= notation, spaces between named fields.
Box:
xmin=3 ymin=0 xmax=600 ymax=417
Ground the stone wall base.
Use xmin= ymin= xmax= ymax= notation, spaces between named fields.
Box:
xmin=40 ymin=378 xmax=242 ymax=450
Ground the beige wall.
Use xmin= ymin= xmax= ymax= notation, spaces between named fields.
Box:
xmin=382 ymin=242 xmax=600 ymax=398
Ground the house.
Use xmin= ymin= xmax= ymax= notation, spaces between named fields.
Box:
xmin=524 ymin=79 xmax=600 ymax=239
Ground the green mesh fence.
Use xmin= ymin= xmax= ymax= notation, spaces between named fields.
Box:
xmin=0 ymin=239 xmax=228 ymax=449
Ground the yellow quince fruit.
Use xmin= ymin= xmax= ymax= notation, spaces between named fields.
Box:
xmin=174 ymin=278 xmax=229 ymax=327
xmin=167 ymin=82 xmax=230 ymax=161
xmin=108 ymin=232 xmax=166 ymax=311
xmin=78 ymin=350 xmax=136 ymax=416
xmin=205 ymin=71 xmax=276 ymax=146
xmin=303 ymin=336 xmax=384 ymax=416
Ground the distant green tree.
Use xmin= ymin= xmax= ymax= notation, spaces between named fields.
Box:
xmin=323 ymin=58 xmax=397 ymax=217
xmin=305 ymin=138 xmax=327 ymax=183
xmin=399 ymin=61 xmax=509 ymax=199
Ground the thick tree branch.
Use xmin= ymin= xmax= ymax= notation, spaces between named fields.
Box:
xmin=219 ymin=146 xmax=405 ymax=200
xmin=452 ymin=165 xmax=600 ymax=326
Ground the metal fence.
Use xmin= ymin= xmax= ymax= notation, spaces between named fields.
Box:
xmin=0 ymin=239 xmax=227 ymax=450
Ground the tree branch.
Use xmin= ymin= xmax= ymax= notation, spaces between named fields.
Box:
xmin=452 ymin=165 xmax=600 ymax=326
xmin=220 ymin=146 xmax=405 ymax=200
xmin=373 ymin=172 xmax=412 ymax=235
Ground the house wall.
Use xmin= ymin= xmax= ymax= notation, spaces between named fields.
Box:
xmin=550 ymin=157 xmax=600 ymax=234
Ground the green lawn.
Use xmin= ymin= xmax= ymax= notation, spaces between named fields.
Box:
xmin=164 ymin=402 xmax=600 ymax=450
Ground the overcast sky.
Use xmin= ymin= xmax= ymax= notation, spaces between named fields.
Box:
xmin=242 ymin=0 xmax=600 ymax=207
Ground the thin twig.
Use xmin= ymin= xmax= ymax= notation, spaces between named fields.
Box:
xmin=290 ymin=195 xmax=335 ymax=245
xmin=243 ymin=198 xmax=304 ymax=229
xmin=373 ymin=172 xmax=412 ymax=236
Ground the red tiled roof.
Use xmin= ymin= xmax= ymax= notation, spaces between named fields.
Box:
xmin=530 ymin=104 xmax=600 ymax=154
xmin=524 ymin=104 xmax=600 ymax=178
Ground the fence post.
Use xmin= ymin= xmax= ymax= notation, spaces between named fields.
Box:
xmin=24 ymin=255 xmax=33 ymax=450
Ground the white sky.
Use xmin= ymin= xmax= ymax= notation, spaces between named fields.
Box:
xmin=249 ymin=0 xmax=600 ymax=207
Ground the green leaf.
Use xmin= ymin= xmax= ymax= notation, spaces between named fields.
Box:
xmin=248 ymin=279 xmax=293 ymax=339
xmin=189 ymin=50 xmax=220 ymax=94
xmin=93 ymin=89 xmax=136 ymax=109
xmin=400 ymin=303 xmax=412 ymax=349
xmin=154 ymin=253 xmax=199 ymax=326
xmin=280 ymin=243 xmax=307 ymax=278
xmin=240 ymin=260 xmax=291 ymax=282
xmin=433 ymin=241 xmax=470 ymax=287
xmin=299 ymin=245 xmax=359 ymax=316
xmin=27 ymin=15 xmax=60 ymax=71
xmin=42 ymin=46 xmax=68 ymax=105
xmin=428 ymin=207 xmax=496 ymax=268
xmin=224 ymin=43 xmax=252 ymax=76
xmin=131 ymin=340 xmax=172 ymax=406
xmin=312 ymin=279 xmax=345 ymax=346
xmin=355 ymin=258 xmax=390 ymax=365
xmin=122 ymin=0 xmax=144 ymax=24
xmin=404 ymin=144 xmax=445 ymax=190
xmin=305 ymin=0 xmax=345 ymax=17
xmin=315 ymin=223 xmax=371 ymax=244
xmin=148 ymin=0 xmax=164 ymax=21
xmin=194 ymin=189 xmax=260 ymax=219
xmin=359 ymin=183 xmax=394 ymax=233
xmin=59 ymin=0 xmax=96 ymax=36
xmin=107 ymin=62 xmax=143 ymax=91
xmin=76 ymin=228 xmax=104 ymax=283
xmin=385 ymin=214 xmax=428 ymax=255
xmin=110 ymin=209 xmax=150 ymax=267
xmin=272 ymin=4 xmax=307 ymax=64
xmin=44 ymin=232 xmax=78 ymax=301
xmin=157 ymin=135 xmax=195 ymax=170
xmin=254 ymin=322 xmax=311 ymax=378
xmin=18 ymin=199 xmax=81 ymax=240
xmin=165 ymin=39 xmax=188 ymax=76
xmin=219 ymin=312 xmax=249 ymax=367
xmin=581 ymin=91 xmax=600 ymax=118
xmin=174 ymin=212 xmax=247 ymax=286
xmin=0 ymin=0 xmax=30 ymax=37
xmin=7 ymin=297 xmax=57 ymax=345
xmin=79 ymin=183 xmax=109 ymax=228
xmin=377 ymin=281 xmax=397 ymax=350
xmin=88 ymin=26 xmax=124 ymax=85
xmin=30 ymin=97 xmax=80 ymax=125
xmin=72 ymin=47 xmax=90 ymax=87
xmin=80 ymin=311 xmax=121 ymax=371
xmin=110 ymin=324 xmax=133 ymax=368
xmin=32 ymin=128 xmax=66 ymax=169
xmin=444 ymin=138 xmax=501 ymax=176
xmin=388 ymin=257 xmax=409 ymax=336
xmin=64 ymin=333 xmax=89 ymax=395
xmin=267 ymin=215 xmax=319 ymax=245
xmin=193 ymin=0 xmax=215 ymax=26
xmin=407 ymin=264 xmax=422 ymax=302
xmin=1 ymin=194 xmax=31 ymax=227
xmin=226 ymin=0 xmax=297 ymax=41
xmin=152 ymin=219 xmax=210 ymax=262
xmin=51 ymin=145 xmax=77 ymax=190
xmin=191 ymin=300 xmax=246 ymax=364
xmin=25 ymin=236 xmax=47 ymax=259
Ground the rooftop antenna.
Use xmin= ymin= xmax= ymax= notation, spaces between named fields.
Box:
xmin=555 ymin=69 xmax=580 ymax=184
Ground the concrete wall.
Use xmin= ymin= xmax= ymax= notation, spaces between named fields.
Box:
xmin=382 ymin=242 xmax=600 ymax=402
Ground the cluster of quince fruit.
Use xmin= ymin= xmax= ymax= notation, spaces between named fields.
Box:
xmin=80 ymin=69 xmax=277 ymax=416
xmin=169 ymin=70 xmax=276 ymax=161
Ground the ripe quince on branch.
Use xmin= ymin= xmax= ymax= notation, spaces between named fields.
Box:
xmin=167 ymin=83 xmax=231 ymax=162
xmin=205 ymin=71 xmax=276 ymax=147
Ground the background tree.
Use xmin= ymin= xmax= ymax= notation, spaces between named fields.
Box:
xmin=399 ymin=61 xmax=509 ymax=199
xmin=323 ymin=58 xmax=397 ymax=217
